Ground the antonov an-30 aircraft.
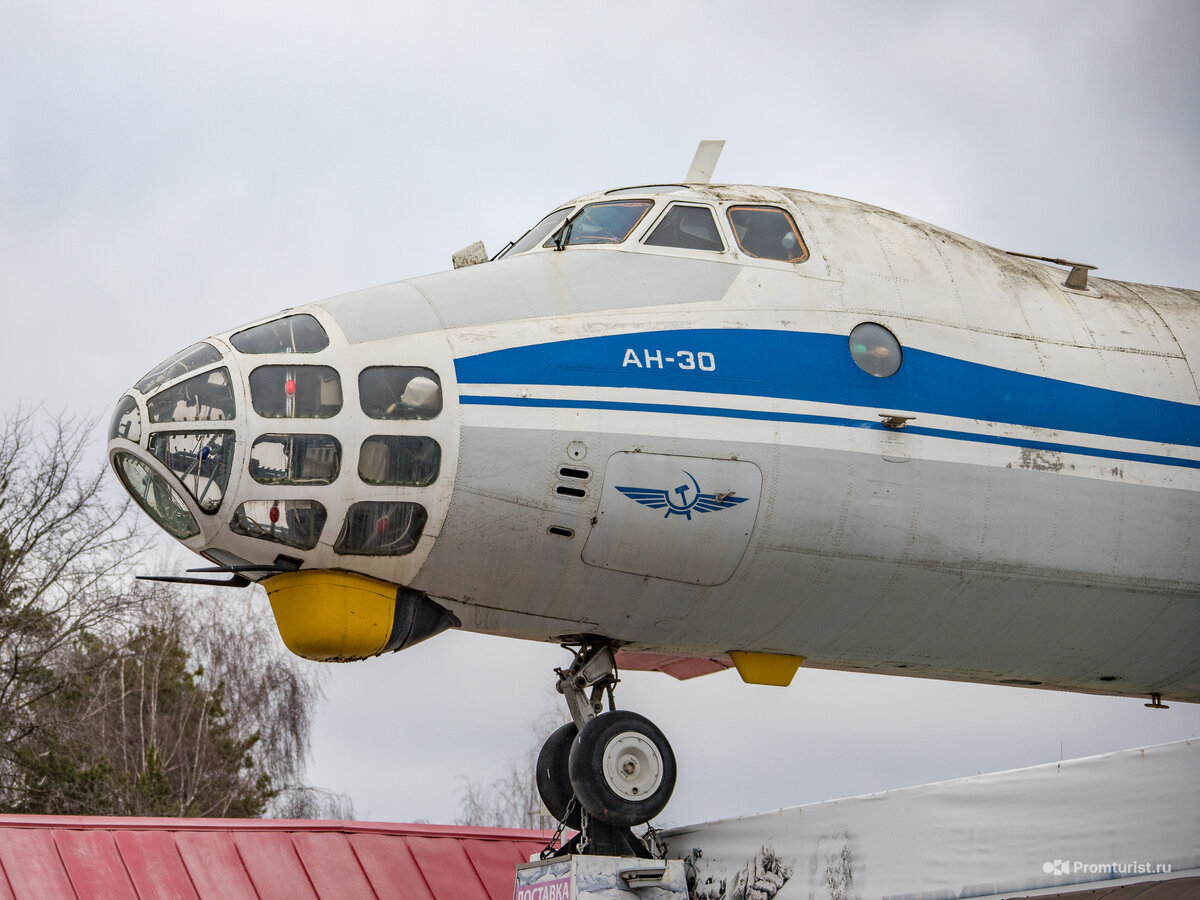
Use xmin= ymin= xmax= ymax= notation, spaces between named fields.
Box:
xmin=109 ymin=143 xmax=1199 ymax=841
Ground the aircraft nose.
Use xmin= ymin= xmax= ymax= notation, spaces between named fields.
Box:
xmin=107 ymin=309 xmax=459 ymax=660
xmin=107 ymin=310 xmax=451 ymax=583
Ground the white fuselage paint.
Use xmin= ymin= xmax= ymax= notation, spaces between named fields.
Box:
xmin=111 ymin=184 xmax=1200 ymax=702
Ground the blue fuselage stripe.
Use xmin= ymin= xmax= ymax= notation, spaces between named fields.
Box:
xmin=458 ymin=394 xmax=1200 ymax=470
xmin=454 ymin=328 xmax=1200 ymax=465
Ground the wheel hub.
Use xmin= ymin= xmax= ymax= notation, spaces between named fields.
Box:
xmin=601 ymin=731 xmax=663 ymax=801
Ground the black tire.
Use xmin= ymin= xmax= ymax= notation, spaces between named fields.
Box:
xmin=568 ymin=710 xmax=676 ymax=827
xmin=535 ymin=722 xmax=581 ymax=829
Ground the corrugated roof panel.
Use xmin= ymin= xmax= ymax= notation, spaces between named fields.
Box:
xmin=0 ymin=828 xmax=78 ymax=898
xmin=112 ymin=829 xmax=200 ymax=900
xmin=405 ymin=836 xmax=492 ymax=900
xmin=290 ymin=832 xmax=378 ymax=899
xmin=0 ymin=816 xmax=558 ymax=900
xmin=460 ymin=838 xmax=541 ymax=900
xmin=0 ymin=855 xmax=18 ymax=900
xmin=346 ymin=832 xmax=436 ymax=900
xmin=231 ymin=831 xmax=320 ymax=900
xmin=173 ymin=831 xmax=262 ymax=900
xmin=54 ymin=829 xmax=139 ymax=900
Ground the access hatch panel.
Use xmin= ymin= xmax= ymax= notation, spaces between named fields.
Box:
xmin=583 ymin=452 xmax=762 ymax=585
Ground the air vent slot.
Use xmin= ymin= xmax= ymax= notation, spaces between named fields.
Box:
xmin=547 ymin=526 xmax=575 ymax=538
xmin=558 ymin=466 xmax=590 ymax=480
xmin=555 ymin=485 xmax=586 ymax=498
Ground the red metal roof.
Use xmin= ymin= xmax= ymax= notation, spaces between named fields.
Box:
xmin=0 ymin=815 xmax=555 ymax=900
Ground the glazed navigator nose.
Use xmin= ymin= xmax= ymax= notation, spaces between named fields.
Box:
xmin=106 ymin=308 xmax=458 ymax=661
xmin=107 ymin=311 xmax=445 ymax=554
xmin=108 ymin=340 xmax=237 ymax=540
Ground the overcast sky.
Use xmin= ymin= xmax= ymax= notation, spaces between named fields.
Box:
xmin=3 ymin=1 xmax=1199 ymax=828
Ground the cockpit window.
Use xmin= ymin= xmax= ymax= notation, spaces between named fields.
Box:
xmin=250 ymin=433 xmax=341 ymax=485
xmin=231 ymin=314 xmax=329 ymax=354
xmin=148 ymin=431 xmax=235 ymax=513
xmin=249 ymin=366 xmax=343 ymax=418
xmin=546 ymin=200 xmax=654 ymax=247
xmin=504 ymin=208 xmax=572 ymax=257
xmin=113 ymin=452 xmax=200 ymax=539
xmin=135 ymin=343 xmax=222 ymax=394
xmin=727 ymin=206 xmax=809 ymax=263
xmin=109 ymin=395 xmax=142 ymax=442
xmin=231 ymin=499 xmax=326 ymax=550
xmin=146 ymin=368 xmax=236 ymax=424
xmin=334 ymin=501 xmax=427 ymax=556
xmin=643 ymin=204 xmax=724 ymax=252
xmin=359 ymin=367 xmax=442 ymax=420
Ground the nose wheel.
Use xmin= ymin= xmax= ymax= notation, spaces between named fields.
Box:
xmin=570 ymin=710 xmax=676 ymax=828
xmin=535 ymin=722 xmax=581 ymax=830
xmin=537 ymin=642 xmax=676 ymax=855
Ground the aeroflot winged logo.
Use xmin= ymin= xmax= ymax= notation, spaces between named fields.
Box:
xmin=615 ymin=470 xmax=749 ymax=520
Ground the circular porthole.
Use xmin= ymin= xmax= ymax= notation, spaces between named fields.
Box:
xmin=849 ymin=322 xmax=902 ymax=377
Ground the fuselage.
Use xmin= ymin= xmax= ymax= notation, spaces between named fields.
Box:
xmin=108 ymin=183 xmax=1200 ymax=702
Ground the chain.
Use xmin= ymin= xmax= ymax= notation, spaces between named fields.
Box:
xmin=576 ymin=806 xmax=591 ymax=856
xmin=539 ymin=797 xmax=579 ymax=860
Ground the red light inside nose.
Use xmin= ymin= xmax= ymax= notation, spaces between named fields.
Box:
xmin=285 ymin=379 xmax=296 ymax=396
xmin=269 ymin=505 xmax=280 ymax=523
xmin=376 ymin=515 xmax=389 ymax=533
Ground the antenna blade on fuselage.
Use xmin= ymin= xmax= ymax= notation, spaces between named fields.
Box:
xmin=685 ymin=140 xmax=725 ymax=184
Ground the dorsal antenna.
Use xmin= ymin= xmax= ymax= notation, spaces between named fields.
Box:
xmin=685 ymin=140 xmax=725 ymax=184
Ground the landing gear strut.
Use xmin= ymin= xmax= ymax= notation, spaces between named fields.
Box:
xmin=537 ymin=641 xmax=676 ymax=856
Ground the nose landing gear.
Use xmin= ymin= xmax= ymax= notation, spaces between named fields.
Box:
xmin=537 ymin=641 xmax=677 ymax=857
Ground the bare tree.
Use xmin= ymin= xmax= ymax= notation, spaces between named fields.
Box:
xmin=455 ymin=707 xmax=562 ymax=830
xmin=0 ymin=408 xmax=141 ymax=799
xmin=0 ymin=408 xmax=344 ymax=818
xmin=11 ymin=612 xmax=272 ymax=816
xmin=270 ymin=786 xmax=356 ymax=820
xmin=178 ymin=585 xmax=353 ymax=819
xmin=9 ymin=585 xmax=349 ymax=818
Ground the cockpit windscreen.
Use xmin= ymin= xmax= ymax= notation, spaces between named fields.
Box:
xmin=504 ymin=208 xmax=572 ymax=257
xmin=644 ymin=204 xmax=724 ymax=252
xmin=548 ymin=200 xmax=653 ymax=247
